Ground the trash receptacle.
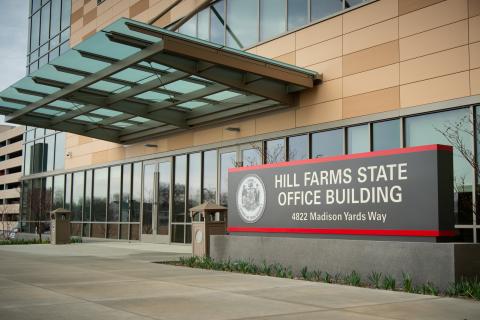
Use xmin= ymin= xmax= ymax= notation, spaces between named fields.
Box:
xmin=189 ymin=202 xmax=227 ymax=257
xmin=50 ymin=208 xmax=71 ymax=245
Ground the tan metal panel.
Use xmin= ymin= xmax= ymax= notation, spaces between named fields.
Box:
xmin=295 ymin=99 xmax=342 ymax=127
xmin=343 ymin=63 xmax=399 ymax=97
xmin=83 ymin=7 xmax=97 ymax=26
xmin=306 ymin=57 xmax=343 ymax=81
xmin=193 ymin=127 xmax=223 ymax=146
xmin=299 ymin=78 xmax=342 ymax=106
xmin=400 ymin=71 xmax=470 ymax=107
xmin=343 ymin=87 xmax=400 ymax=119
xmin=470 ymin=0 xmax=480 ymax=17
xmin=256 ymin=33 xmax=295 ymax=59
xmin=343 ymin=40 xmax=399 ymax=76
xmin=400 ymin=46 xmax=469 ymax=84
xmin=399 ymin=0 xmax=468 ymax=38
xmin=343 ymin=18 xmax=399 ymax=55
xmin=343 ymin=0 xmax=398 ymax=34
xmin=399 ymin=20 xmax=468 ymax=61
xmin=471 ymin=42 xmax=480 ymax=69
xmin=398 ymin=0 xmax=445 ymax=16
xmin=129 ymin=0 xmax=150 ymax=18
xmin=472 ymin=68 xmax=480 ymax=95
xmin=470 ymin=15 xmax=480 ymax=43
xmin=255 ymin=109 xmax=295 ymax=135
xmin=296 ymin=16 xmax=342 ymax=50
xmin=296 ymin=36 xmax=342 ymax=67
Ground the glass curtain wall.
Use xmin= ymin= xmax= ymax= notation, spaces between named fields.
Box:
xmin=23 ymin=129 xmax=65 ymax=176
xmin=28 ymin=0 xmax=71 ymax=73
xmin=179 ymin=0 xmax=368 ymax=48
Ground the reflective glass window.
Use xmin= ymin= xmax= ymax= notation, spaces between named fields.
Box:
xmin=54 ymin=133 xmax=65 ymax=170
xmin=210 ymin=0 xmax=225 ymax=44
xmin=203 ymin=150 xmax=217 ymax=202
xmin=405 ymin=109 xmax=472 ymax=224
xmin=266 ymin=139 xmax=285 ymax=163
xmin=92 ymin=168 xmax=108 ymax=222
xmin=32 ymin=140 xmax=44 ymax=173
xmin=158 ymin=162 xmax=171 ymax=235
xmin=226 ymin=0 xmax=259 ymax=49
xmin=72 ymin=171 xmax=84 ymax=221
xmin=288 ymin=0 xmax=308 ymax=30
xmin=61 ymin=0 xmax=71 ymax=30
xmin=131 ymin=162 xmax=142 ymax=222
xmin=173 ymin=155 xmax=187 ymax=222
xmin=84 ymin=170 xmax=92 ymax=222
xmin=50 ymin=0 xmax=61 ymax=36
xmin=24 ymin=142 xmax=33 ymax=175
xmin=65 ymin=173 xmax=71 ymax=210
xmin=220 ymin=152 xmax=236 ymax=206
xmin=311 ymin=0 xmax=343 ymax=21
xmin=288 ymin=135 xmax=309 ymax=160
xmin=179 ymin=15 xmax=197 ymax=37
xmin=40 ymin=2 xmax=51 ymax=45
xmin=197 ymin=8 xmax=209 ymax=40
xmin=121 ymin=164 xmax=131 ymax=222
xmin=53 ymin=174 xmax=64 ymax=210
xmin=242 ymin=148 xmax=261 ymax=166
xmin=372 ymin=119 xmax=400 ymax=151
xmin=142 ymin=163 xmax=155 ymax=234
xmin=348 ymin=125 xmax=369 ymax=154
xmin=260 ymin=0 xmax=286 ymax=41
xmin=43 ymin=177 xmax=53 ymax=220
xmin=108 ymin=166 xmax=121 ymax=222
xmin=30 ymin=12 xmax=40 ymax=50
xmin=32 ymin=0 xmax=41 ymax=12
xmin=312 ymin=129 xmax=343 ymax=158
xmin=44 ymin=134 xmax=55 ymax=171
xmin=188 ymin=153 xmax=201 ymax=212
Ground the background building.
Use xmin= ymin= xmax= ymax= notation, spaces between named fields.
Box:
xmin=0 ymin=125 xmax=23 ymax=233
xmin=6 ymin=0 xmax=480 ymax=243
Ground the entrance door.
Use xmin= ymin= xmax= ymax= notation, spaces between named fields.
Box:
xmin=141 ymin=158 xmax=172 ymax=243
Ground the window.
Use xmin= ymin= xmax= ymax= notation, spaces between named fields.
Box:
xmin=24 ymin=142 xmax=33 ymax=175
xmin=84 ymin=170 xmax=92 ymax=222
xmin=52 ymin=174 xmax=64 ymax=210
xmin=373 ymin=120 xmax=400 ymax=151
xmin=203 ymin=150 xmax=217 ymax=202
xmin=311 ymin=0 xmax=343 ymax=21
xmin=242 ymin=148 xmax=261 ymax=166
xmin=50 ymin=0 xmax=61 ymax=37
xmin=345 ymin=0 xmax=365 ymax=9
xmin=179 ymin=14 xmax=197 ymax=37
xmin=54 ymin=132 xmax=65 ymax=170
xmin=64 ymin=173 xmax=72 ymax=210
xmin=158 ymin=162 xmax=171 ymax=235
xmin=40 ymin=2 xmax=51 ymax=45
xmin=188 ymin=153 xmax=202 ymax=210
xmin=131 ymin=162 xmax=141 ymax=222
xmin=260 ymin=0 xmax=286 ymax=41
xmin=312 ymin=129 xmax=343 ymax=158
xmin=121 ymin=164 xmax=131 ymax=223
xmin=220 ymin=152 xmax=236 ymax=206
xmin=71 ymin=171 xmax=84 ymax=221
xmin=173 ymin=155 xmax=187 ymax=223
xmin=288 ymin=135 xmax=309 ymax=160
xmin=210 ymin=0 xmax=225 ymax=44
xmin=142 ymin=163 xmax=155 ymax=234
xmin=288 ymin=0 xmax=308 ymax=30
xmin=405 ymin=109 xmax=472 ymax=225
xmin=348 ymin=125 xmax=369 ymax=154
xmin=44 ymin=134 xmax=55 ymax=171
xmin=108 ymin=166 xmax=121 ymax=222
xmin=226 ymin=0 xmax=259 ymax=49
xmin=92 ymin=168 xmax=108 ymax=222
xmin=197 ymin=8 xmax=209 ymax=40
xmin=266 ymin=139 xmax=285 ymax=163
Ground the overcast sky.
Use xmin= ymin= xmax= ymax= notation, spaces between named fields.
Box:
xmin=0 ymin=0 xmax=29 ymax=123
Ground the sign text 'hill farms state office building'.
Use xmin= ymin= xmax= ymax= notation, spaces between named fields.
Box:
xmin=1 ymin=0 xmax=480 ymax=244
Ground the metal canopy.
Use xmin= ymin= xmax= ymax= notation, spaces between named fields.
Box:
xmin=0 ymin=18 xmax=321 ymax=144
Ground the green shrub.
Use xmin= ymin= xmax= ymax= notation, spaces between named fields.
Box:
xmin=70 ymin=237 xmax=83 ymax=243
xmin=323 ymin=272 xmax=332 ymax=283
xmin=0 ymin=238 xmax=49 ymax=245
xmin=368 ymin=271 xmax=382 ymax=289
xmin=301 ymin=266 xmax=309 ymax=280
xmin=383 ymin=275 xmax=396 ymax=290
xmin=446 ymin=277 xmax=480 ymax=300
xmin=402 ymin=272 xmax=414 ymax=293
xmin=312 ymin=270 xmax=322 ymax=281
xmin=345 ymin=271 xmax=362 ymax=286
xmin=421 ymin=282 xmax=439 ymax=296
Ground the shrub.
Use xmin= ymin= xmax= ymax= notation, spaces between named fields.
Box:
xmin=323 ymin=272 xmax=332 ymax=283
xmin=345 ymin=271 xmax=362 ymax=287
xmin=446 ymin=277 xmax=480 ymax=300
xmin=383 ymin=274 xmax=396 ymax=290
xmin=421 ymin=282 xmax=439 ymax=296
xmin=402 ymin=272 xmax=414 ymax=293
xmin=368 ymin=271 xmax=382 ymax=289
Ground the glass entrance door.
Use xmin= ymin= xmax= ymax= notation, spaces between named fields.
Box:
xmin=141 ymin=158 xmax=171 ymax=243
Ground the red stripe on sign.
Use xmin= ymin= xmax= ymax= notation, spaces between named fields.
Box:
xmin=229 ymin=144 xmax=453 ymax=173
xmin=227 ymin=226 xmax=456 ymax=237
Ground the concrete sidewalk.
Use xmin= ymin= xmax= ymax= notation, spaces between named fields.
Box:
xmin=0 ymin=242 xmax=478 ymax=320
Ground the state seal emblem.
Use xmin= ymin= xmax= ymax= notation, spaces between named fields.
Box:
xmin=236 ymin=174 xmax=266 ymax=223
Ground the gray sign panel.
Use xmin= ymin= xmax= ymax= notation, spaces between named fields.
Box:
xmin=228 ymin=145 xmax=454 ymax=242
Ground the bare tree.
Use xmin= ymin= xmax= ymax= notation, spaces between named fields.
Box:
xmin=436 ymin=114 xmax=478 ymax=222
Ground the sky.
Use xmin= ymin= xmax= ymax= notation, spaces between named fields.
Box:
xmin=0 ymin=0 xmax=29 ymax=123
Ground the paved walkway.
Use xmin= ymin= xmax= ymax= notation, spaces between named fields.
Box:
xmin=0 ymin=242 xmax=478 ymax=320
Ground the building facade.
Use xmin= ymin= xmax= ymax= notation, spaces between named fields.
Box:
xmin=13 ymin=0 xmax=480 ymax=243
xmin=0 ymin=125 xmax=23 ymax=232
